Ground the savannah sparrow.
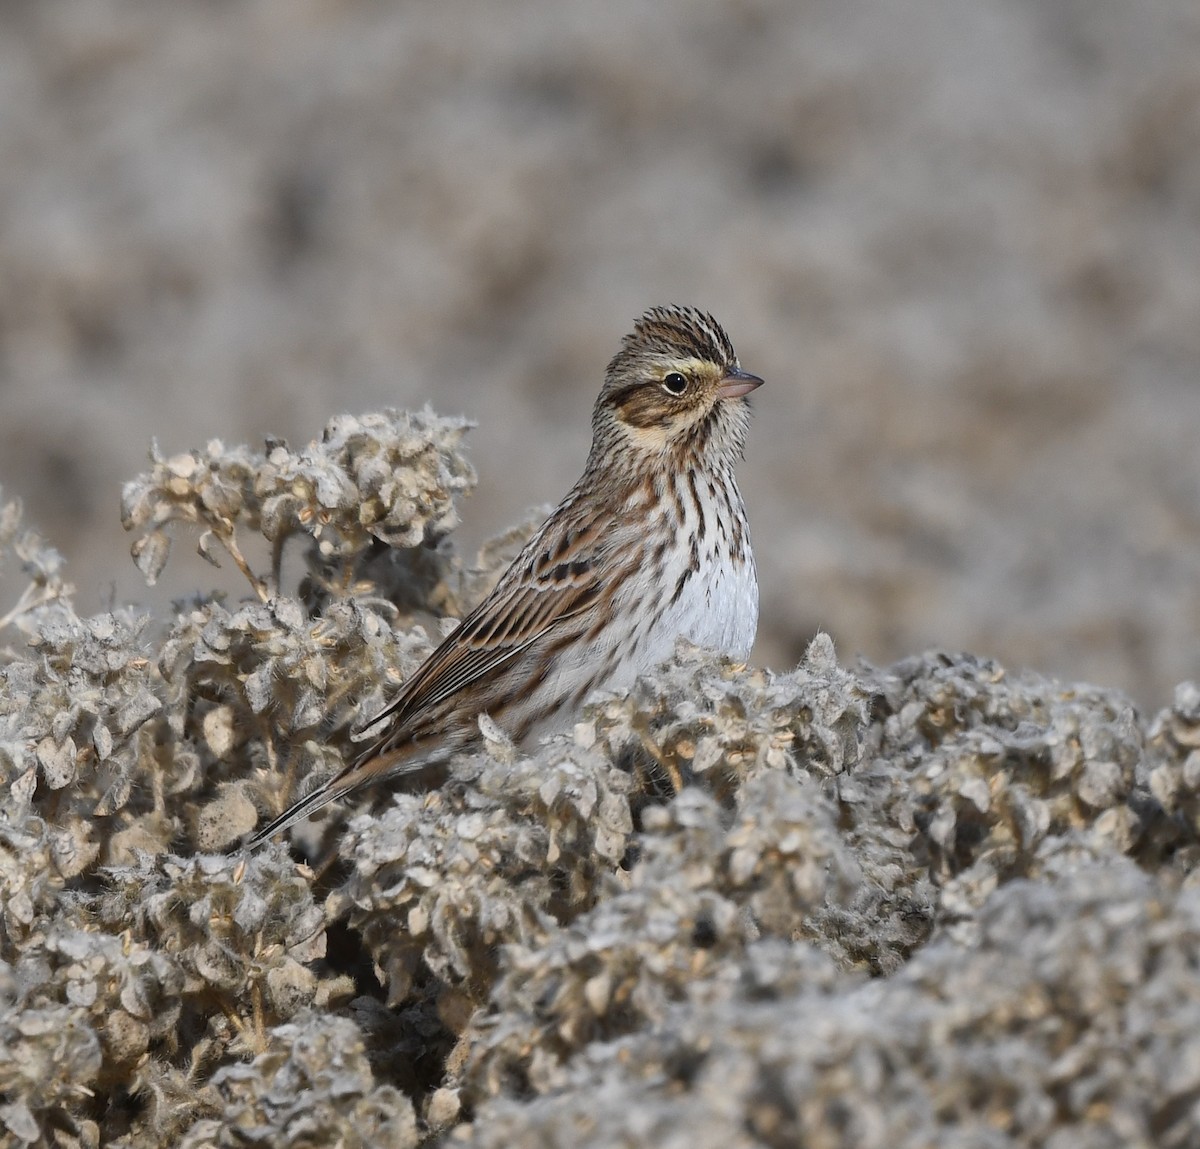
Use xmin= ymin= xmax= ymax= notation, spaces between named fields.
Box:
xmin=251 ymin=305 xmax=762 ymax=845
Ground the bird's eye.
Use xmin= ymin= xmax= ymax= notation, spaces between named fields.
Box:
xmin=662 ymin=372 xmax=689 ymax=395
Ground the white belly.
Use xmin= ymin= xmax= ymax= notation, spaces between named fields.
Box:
xmin=520 ymin=552 xmax=758 ymax=745
xmin=514 ymin=471 xmax=759 ymax=743
xmin=595 ymin=486 xmax=758 ymax=695
xmin=642 ymin=550 xmax=758 ymax=668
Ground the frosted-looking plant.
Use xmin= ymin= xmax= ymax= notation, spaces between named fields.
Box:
xmin=120 ymin=408 xmax=475 ymax=599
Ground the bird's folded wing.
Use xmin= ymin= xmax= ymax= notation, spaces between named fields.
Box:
xmin=357 ymin=549 xmax=603 ymax=747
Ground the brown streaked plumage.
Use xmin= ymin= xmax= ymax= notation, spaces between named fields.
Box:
xmin=249 ymin=305 xmax=762 ymax=847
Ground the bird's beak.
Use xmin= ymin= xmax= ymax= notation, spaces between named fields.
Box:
xmin=717 ymin=366 xmax=764 ymax=399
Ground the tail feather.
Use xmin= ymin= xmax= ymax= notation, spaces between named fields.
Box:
xmin=246 ymin=745 xmax=416 ymax=849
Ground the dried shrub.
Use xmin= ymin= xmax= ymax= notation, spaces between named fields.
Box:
xmin=5 ymin=415 xmax=1200 ymax=1149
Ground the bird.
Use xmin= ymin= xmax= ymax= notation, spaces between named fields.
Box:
xmin=250 ymin=305 xmax=762 ymax=846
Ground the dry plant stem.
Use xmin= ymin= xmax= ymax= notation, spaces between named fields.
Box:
xmin=636 ymin=726 xmax=684 ymax=793
xmin=250 ymin=964 xmax=266 ymax=1054
xmin=263 ymin=732 xmax=298 ymax=824
xmin=269 ymin=530 xmax=289 ymax=594
xmin=313 ymin=842 xmax=343 ymax=886
xmin=218 ymin=997 xmax=249 ymax=1037
xmin=152 ymin=749 xmax=166 ymax=818
xmin=264 ymin=733 xmax=283 ymax=796
xmin=0 ymin=581 xmax=70 ymax=631
xmin=46 ymin=783 xmax=65 ymax=825
xmin=217 ymin=526 xmax=270 ymax=603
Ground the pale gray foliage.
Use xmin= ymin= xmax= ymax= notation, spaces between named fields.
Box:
xmin=120 ymin=408 xmax=475 ymax=594
xmin=176 ymin=1015 xmax=419 ymax=1149
xmin=3 ymin=414 xmax=1200 ymax=1148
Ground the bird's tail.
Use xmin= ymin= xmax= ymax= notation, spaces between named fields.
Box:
xmin=245 ymin=744 xmax=415 ymax=849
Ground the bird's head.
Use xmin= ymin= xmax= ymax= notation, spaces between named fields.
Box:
xmin=593 ymin=305 xmax=763 ymax=466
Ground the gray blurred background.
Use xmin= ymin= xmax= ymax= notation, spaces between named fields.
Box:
xmin=2 ymin=0 xmax=1199 ymax=707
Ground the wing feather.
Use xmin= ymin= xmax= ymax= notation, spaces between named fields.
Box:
xmin=248 ymin=501 xmax=614 ymax=848
xmin=358 ymin=523 xmax=605 ymax=747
